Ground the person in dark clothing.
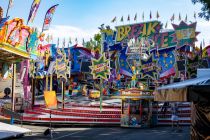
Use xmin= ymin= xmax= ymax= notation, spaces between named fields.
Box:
xmin=52 ymin=77 xmax=58 ymax=93
xmin=161 ymin=102 xmax=169 ymax=116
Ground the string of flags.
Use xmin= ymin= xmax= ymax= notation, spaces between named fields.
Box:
xmin=111 ymin=11 xmax=197 ymax=24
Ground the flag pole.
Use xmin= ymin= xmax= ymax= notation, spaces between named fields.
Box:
xmin=5 ymin=0 xmax=10 ymax=17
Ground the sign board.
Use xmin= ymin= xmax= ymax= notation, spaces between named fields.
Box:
xmin=44 ymin=91 xmax=57 ymax=109
xmin=90 ymin=54 xmax=110 ymax=80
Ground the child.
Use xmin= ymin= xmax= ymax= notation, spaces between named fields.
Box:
xmin=171 ymin=102 xmax=182 ymax=132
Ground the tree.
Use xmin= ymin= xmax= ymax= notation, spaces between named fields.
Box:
xmin=192 ymin=0 xmax=210 ymax=20
xmin=84 ymin=33 xmax=101 ymax=52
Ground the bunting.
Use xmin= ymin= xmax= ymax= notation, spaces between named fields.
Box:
xmin=170 ymin=13 xmax=175 ymax=22
xmin=111 ymin=16 xmax=116 ymax=23
xmin=120 ymin=16 xmax=123 ymax=22
xmin=156 ymin=11 xmax=160 ymax=19
xmin=27 ymin=0 xmax=41 ymax=24
xmin=45 ymin=34 xmax=50 ymax=43
xmin=194 ymin=11 xmax=196 ymax=20
xmin=165 ymin=21 xmax=168 ymax=28
xmin=50 ymin=35 xmax=53 ymax=43
xmin=127 ymin=15 xmax=130 ymax=21
xmin=185 ymin=14 xmax=187 ymax=22
xmin=75 ymin=38 xmax=78 ymax=44
xmin=68 ymin=37 xmax=72 ymax=45
xmin=134 ymin=13 xmax=137 ymax=21
xmin=179 ymin=13 xmax=181 ymax=21
xmin=42 ymin=4 xmax=59 ymax=32
xmin=150 ymin=11 xmax=152 ymax=19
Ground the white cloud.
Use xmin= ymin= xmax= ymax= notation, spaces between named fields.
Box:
xmin=196 ymin=20 xmax=210 ymax=47
xmin=44 ymin=25 xmax=98 ymax=45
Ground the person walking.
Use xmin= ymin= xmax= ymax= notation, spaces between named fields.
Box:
xmin=171 ymin=102 xmax=182 ymax=132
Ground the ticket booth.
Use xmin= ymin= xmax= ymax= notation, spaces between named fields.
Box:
xmin=120 ymin=88 xmax=156 ymax=128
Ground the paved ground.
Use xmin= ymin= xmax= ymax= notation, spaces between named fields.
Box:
xmin=13 ymin=124 xmax=190 ymax=140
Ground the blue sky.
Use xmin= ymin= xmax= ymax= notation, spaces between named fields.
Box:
xmin=0 ymin=0 xmax=210 ymax=46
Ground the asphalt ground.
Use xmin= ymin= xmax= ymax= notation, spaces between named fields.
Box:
xmin=12 ymin=124 xmax=190 ymax=140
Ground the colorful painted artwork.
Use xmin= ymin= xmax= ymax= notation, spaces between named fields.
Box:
xmin=152 ymin=30 xmax=177 ymax=51
xmin=119 ymin=47 xmax=133 ymax=77
xmin=140 ymin=54 xmax=157 ymax=80
xmin=55 ymin=49 xmax=69 ymax=81
xmin=0 ymin=18 xmax=32 ymax=51
xmin=100 ymin=25 xmax=116 ymax=47
xmin=172 ymin=21 xmax=199 ymax=48
xmin=90 ymin=53 xmax=110 ymax=80
xmin=156 ymin=48 xmax=176 ymax=79
xmin=116 ymin=21 xmax=161 ymax=42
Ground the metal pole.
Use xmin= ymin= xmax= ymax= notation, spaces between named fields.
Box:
xmin=184 ymin=46 xmax=187 ymax=80
xmin=31 ymin=78 xmax=35 ymax=108
xmin=62 ymin=81 xmax=64 ymax=110
xmin=11 ymin=63 xmax=16 ymax=124
xmin=99 ymin=78 xmax=103 ymax=113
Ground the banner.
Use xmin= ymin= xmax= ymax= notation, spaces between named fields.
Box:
xmin=55 ymin=49 xmax=69 ymax=81
xmin=27 ymin=0 xmax=41 ymax=24
xmin=172 ymin=21 xmax=199 ymax=48
xmin=119 ymin=47 xmax=133 ymax=77
xmin=115 ymin=21 xmax=161 ymax=42
xmin=140 ymin=55 xmax=157 ymax=80
xmin=90 ymin=53 xmax=110 ymax=80
xmin=157 ymin=48 xmax=176 ymax=79
xmin=42 ymin=4 xmax=59 ymax=32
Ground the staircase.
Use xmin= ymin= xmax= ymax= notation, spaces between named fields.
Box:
xmin=20 ymin=102 xmax=191 ymax=125
xmin=22 ymin=103 xmax=121 ymax=125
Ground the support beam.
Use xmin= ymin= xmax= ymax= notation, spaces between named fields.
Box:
xmin=11 ymin=64 xmax=16 ymax=112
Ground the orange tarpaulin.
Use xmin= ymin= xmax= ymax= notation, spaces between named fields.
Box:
xmin=44 ymin=91 xmax=57 ymax=109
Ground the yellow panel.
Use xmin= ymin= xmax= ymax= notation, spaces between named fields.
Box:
xmin=0 ymin=43 xmax=30 ymax=60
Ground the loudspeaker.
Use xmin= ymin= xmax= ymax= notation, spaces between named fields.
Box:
xmin=43 ymin=128 xmax=50 ymax=136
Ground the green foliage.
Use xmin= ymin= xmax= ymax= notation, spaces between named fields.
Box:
xmin=84 ymin=33 xmax=102 ymax=51
xmin=192 ymin=0 xmax=210 ymax=20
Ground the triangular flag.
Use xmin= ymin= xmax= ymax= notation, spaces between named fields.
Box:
xmin=156 ymin=11 xmax=160 ymax=19
xmin=120 ymin=16 xmax=123 ymax=22
xmin=50 ymin=35 xmax=53 ymax=42
xmin=127 ymin=15 xmax=130 ymax=21
xmin=203 ymin=39 xmax=205 ymax=47
xmin=142 ymin=12 xmax=144 ymax=21
xmin=194 ymin=11 xmax=196 ymax=20
xmin=170 ymin=13 xmax=175 ymax=22
xmin=68 ymin=37 xmax=72 ymax=45
xmin=9 ymin=0 xmax=14 ymax=8
xmin=111 ymin=16 xmax=116 ymax=23
xmin=150 ymin=11 xmax=152 ymax=19
xmin=62 ymin=38 xmax=65 ymax=48
xmin=82 ymin=38 xmax=85 ymax=46
xmin=57 ymin=38 xmax=59 ymax=48
xmin=134 ymin=13 xmax=137 ymax=21
xmin=179 ymin=13 xmax=181 ymax=21
xmin=185 ymin=14 xmax=187 ymax=22
xmin=46 ymin=34 xmax=50 ymax=43
xmin=75 ymin=38 xmax=78 ymax=44
xmin=165 ymin=21 xmax=168 ymax=28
